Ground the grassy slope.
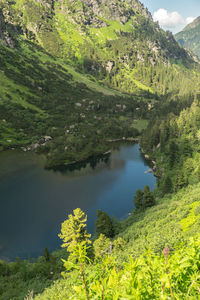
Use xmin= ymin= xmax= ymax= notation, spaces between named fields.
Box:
xmin=32 ymin=182 xmax=200 ymax=299
xmin=2 ymin=0 xmax=199 ymax=96
xmin=0 ymin=0 xmax=200 ymax=165
xmin=0 ymin=38 xmax=148 ymax=168
xmin=119 ymin=183 xmax=200 ymax=259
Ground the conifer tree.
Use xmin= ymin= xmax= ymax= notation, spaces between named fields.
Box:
xmin=43 ymin=247 xmax=50 ymax=262
xmin=143 ymin=185 xmax=155 ymax=208
xmin=59 ymin=208 xmax=91 ymax=300
xmin=169 ymin=141 xmax=179 ymax=168
xmin=95 ymin=210 xmax=114 ymax=238
xmin=59 ymin=208 xmax=91 ymax=254
xmin=162 ymin=176 xmax=173 ymax=195
xmin=134 ymin=189 xmax=144 ymax=209
xmin=175 ymin=171 xmax=188 ymax=191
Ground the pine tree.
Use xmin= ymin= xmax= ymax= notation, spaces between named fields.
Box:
xmin=43 ymin=247 xmax=50 ymax=262
xmin=143 ymin=185 xmax=155 ymax=208
xmin=134 ymin=189 xmax=144 ymax=209
xmin=169 ymin=141 xmax=179 ymax=168
xmin=174 ymin=171 xmax=188 ymax=191
xmin=59 ymin=208 xmax=91 ymax=254
xmin=95 ymin=210 xmax=114 ymax=238
xmin=162 ymin=176 xmax=173 ymax=195
xmin=59 ymin=209 xmax=91 ymax=300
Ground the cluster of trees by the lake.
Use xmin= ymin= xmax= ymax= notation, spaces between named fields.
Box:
xmin=141 ymin=97 xmax=200 ymax=196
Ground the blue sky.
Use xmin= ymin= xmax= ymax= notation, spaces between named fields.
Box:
xmin=141 ymin=0 xmax=200 ymax=33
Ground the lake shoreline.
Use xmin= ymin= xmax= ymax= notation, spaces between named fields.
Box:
xmin=45 ymin=138 xmax=140 ymax=172
xmin=0 ymin=143 xmax=156 ymax=260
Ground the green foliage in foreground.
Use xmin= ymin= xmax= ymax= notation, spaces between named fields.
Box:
xmin=2 ymin=183 xmax=200 ymax=299
xmin=0 ymin=249 xmax=68 ymax=300
xmin=36 ymin=238 xmax=200 ymax=299
xmin=35 ymin=206 xmax=200 ymax=299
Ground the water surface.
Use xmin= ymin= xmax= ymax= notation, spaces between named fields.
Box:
xmin=0 ymin=144 xmax=156 ymax=260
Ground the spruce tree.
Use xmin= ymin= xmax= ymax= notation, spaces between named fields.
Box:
xmin=169 ymin=141 xmax=179 ymax=168
xmin=59 ymin=208 xmax=91 ymax=254
xmin=162 ymin=176 xmax=173 ymax=195
xmin=134 ymin=189 xmax=144 ymax=209
xmin=95 ymin=210 xmax=114 ymax=238
xmin=43 ymin=247 xmax=50 ymax=262
xmin=175 ymin=171 xmax=188 ymax=191
xmin=59 ymin=209 xmax=91 ymax=300
xmin=143 ymin=185 xmax=155 ymax=208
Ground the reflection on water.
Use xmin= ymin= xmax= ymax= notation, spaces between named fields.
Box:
xmin=0 ymin=144 xmax=156 ymax=260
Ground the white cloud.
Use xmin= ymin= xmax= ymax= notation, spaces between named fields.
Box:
xmin=153 ymin=9 xmax=185 ymax=28
xmin=186 ymin=17 xmax=196 ymax=25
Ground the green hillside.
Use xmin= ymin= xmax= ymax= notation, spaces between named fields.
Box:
xmin=0 ymin=0 xmax=200 ymax=169
xmin=0 ymin=39 xmax=144 ymax=169
xmin=4 ymin=182 xmax=199 ymax=300
xmin=1 ymin=0 xmax=199 ymax=95
xmin=175 ymin=17 xmax=200 ymax=59
xmin=1 ymin=0 xmax=200 ymax=299
xmin=2 ymin=181 xmax=200 ymax=299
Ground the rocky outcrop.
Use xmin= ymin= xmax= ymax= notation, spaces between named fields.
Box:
xmin=0 ymin=9 xmax=16 ymax=48
xmin=60 ymin=0 xmax=152 ymax=28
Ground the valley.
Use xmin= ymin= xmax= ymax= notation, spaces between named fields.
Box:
xmin=1 ymin=0 xmax=200 ymax=299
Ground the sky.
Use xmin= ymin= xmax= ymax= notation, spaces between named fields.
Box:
xmin=141 ymin=0 xmax=200 ymax=33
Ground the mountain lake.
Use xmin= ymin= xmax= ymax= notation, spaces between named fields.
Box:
xmin=0 ymin=143 xmax=156 ymax=260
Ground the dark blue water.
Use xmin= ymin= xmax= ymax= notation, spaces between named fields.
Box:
xmin=0 ymin=144 xmax=156 ymax=260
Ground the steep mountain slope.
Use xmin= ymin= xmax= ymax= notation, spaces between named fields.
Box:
xmin=0 ymin=0 xmax=200 ymax=169
xmin=1 ymin=0 xmax=199 ymax=95
xmin=175 ymin=17 xmax=200 ymax=58
xmin=0 ymin=38 xmax=145 ymax=169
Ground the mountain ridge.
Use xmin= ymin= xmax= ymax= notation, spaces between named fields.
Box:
xmin=183 ymin=16 xmax=200 ymax=31
xmin=1 ymin=0 xmax=199 ymax=96
xmin=175 ymin=16 xmax=200 ymax=58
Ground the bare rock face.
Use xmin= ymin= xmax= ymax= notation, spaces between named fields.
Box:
xmin=0 ymin=9 xmax=16 ymax=48
xmin=0 ymin=10 xmax=5 ymax=29
xmin=0 ymin=10 xmax=6 ymax=40
xmin=61 ymin=0 xmax=152 ymax=28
